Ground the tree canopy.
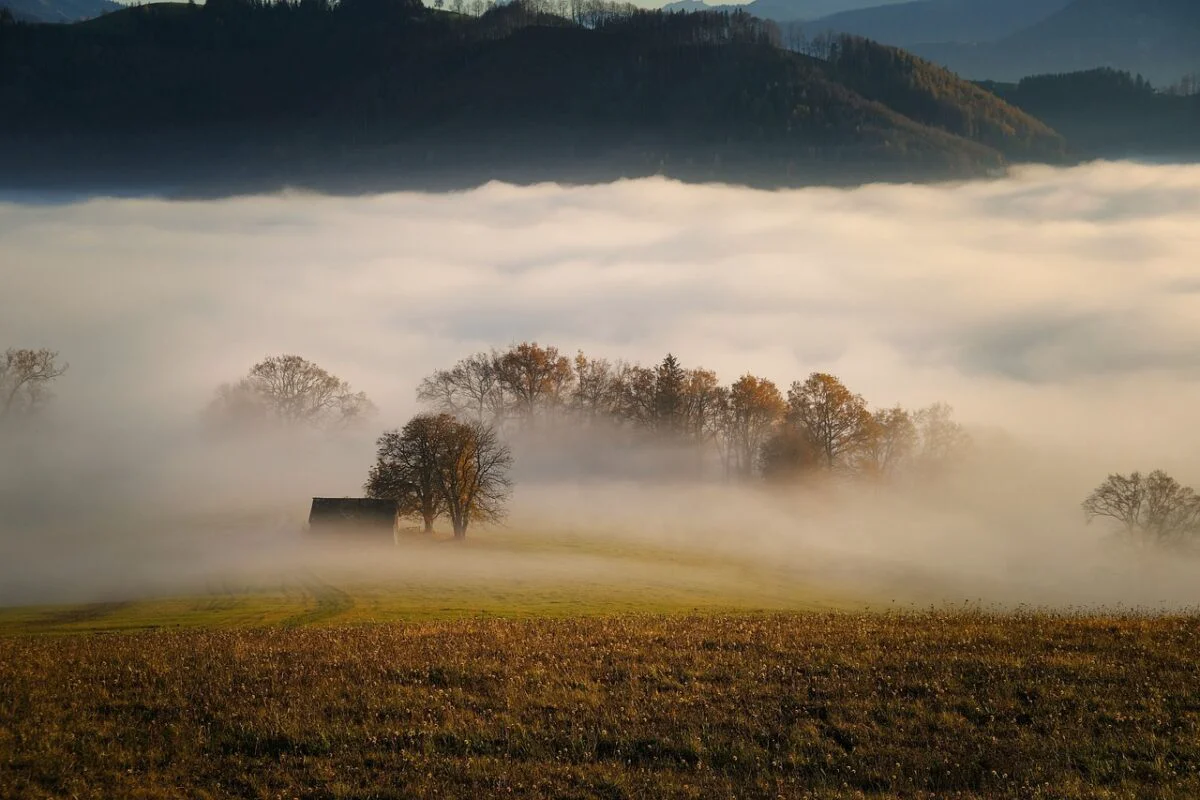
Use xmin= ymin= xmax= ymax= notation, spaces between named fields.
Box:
xmin=416 ymin=342 xmax=968 ymax=485
xmin=208 ymin=354 xmax=375 ymax=430
xmin=366 ymin=413 xmax=513 ymax=538
xmin=0 ymin=348 xmax=67 ymax=422
xmin=1083 ymin=470 xmax=1200 ymax=544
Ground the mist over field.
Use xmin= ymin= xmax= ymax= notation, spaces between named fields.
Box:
xmin=3 ymin=160 xmax=1200 ymax=609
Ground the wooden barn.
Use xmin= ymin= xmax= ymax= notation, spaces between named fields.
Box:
xmin=308 ymin=498 xmax=398 ymax=541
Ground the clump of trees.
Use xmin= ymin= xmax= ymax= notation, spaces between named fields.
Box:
xmin=0 ymin=348 xmax=67 ymax=422
xmin=417 ymin=341 xmax=969 ymax=484
xmin=1083 ymin=471 xmax=1200 ymax=545
xmin=207 ymin=354 xmax=375 ymax=430
xmin=365 ymin=413 xmax=512 ymax=538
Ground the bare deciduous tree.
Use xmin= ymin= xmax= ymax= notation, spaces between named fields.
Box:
xmin=613 ymin=362 xmax=657 ymax=429
xmin=432 ymin=415 xmax=513 ymax=538
xmin=1 ymin=348 xmax=67 ymax=420
xmin=364 ymin=418 xmax=447 ymax=533
xmin=571 ymin=351 xmax=621 ymax=422
xmin=366 ymin=413 xmax=513 ymax=539
xmin=417 ymin=352 xmax=505 ymax=423
xmin=1083 ymin=470 xmax=1200 ymax=543
xmin=208 ymin=354 xmax=374 ymax=429
xmin=681 ymin=367 xmax=724 ymax=447
xmin=914 ymin=402 xmax=970 ymax=470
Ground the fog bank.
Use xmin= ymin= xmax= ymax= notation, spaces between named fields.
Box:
xmin=3 ymin=160 xmax=1200 ymax=609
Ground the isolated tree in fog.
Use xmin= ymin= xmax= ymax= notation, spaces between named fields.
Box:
xmin=0 ymin=348 xmax=67 ymax=420
xmin=433 ymin=416 xmax=513 ymax=538
xmin=365 ymin=417 xmax=447 ymax=533
xmin=1083 ymin=470 xmax=1200 ymax=544
xmin=786 ymin=373 xmax=872 ymax=471
xmin=208 ymin=354 xmax=375 ymax=429
xmin=367 ymin=413 xmax=512 ymax=538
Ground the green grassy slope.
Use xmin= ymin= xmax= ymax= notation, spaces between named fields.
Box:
xmin=0 ymin=529 xmax=856 ymax=635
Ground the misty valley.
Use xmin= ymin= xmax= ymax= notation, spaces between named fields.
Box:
xmin=4 ymin=164 xmax=1200 ymax=797
xmin=6 ymin=0 xmax=1200 ymax=787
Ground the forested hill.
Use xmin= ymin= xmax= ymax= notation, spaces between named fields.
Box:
xmin=0 ymin=0 xmax=1066 ymax=194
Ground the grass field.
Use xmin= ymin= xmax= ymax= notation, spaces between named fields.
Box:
xmin=0 ymin=528 xmax=860 ymax=635
xmin=3 ymin=529 xmax=1198 ymax=798
xmin=3 ymin=612 xmax=1199 ymax=799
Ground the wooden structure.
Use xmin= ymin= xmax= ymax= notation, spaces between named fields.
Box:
xmin=308 ymin=497 xmax=398 ymax=540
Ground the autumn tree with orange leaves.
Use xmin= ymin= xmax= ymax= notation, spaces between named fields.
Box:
xmin=785 ymin=372 xmax=874 ymax=472
xmin=717 ymin=374 xmax=787 ymax=479
xmin=416 ymin=344 xmax=967 ymax=484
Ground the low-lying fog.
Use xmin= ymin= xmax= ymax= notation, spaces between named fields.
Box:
xmin=3 ymin=161 xmax=1200 ymax=609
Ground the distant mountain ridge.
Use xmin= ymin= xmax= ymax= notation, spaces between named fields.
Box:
xmin=804 ymin=0 xmax=1072 ymax=47
xmin=659 ymin=0 xmax=1200 ymax=86
xmin=912 ymin=0 xmax=1200 ymax=84
xmin=660 ymin=0 xmax=908 ymax=23
xmin=0 ymin=0 xmax=118 ymax=22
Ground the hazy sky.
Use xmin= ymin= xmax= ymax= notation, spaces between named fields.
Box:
xmin=3 ymin=160 xmax=1200 ymax=607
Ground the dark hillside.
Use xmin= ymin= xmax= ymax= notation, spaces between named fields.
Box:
xmin=827 ymin=35 xmax=1063 ymax=160
xmin=0 ymin=0 xmax=1064 ymax=193
xmin=983 ymin=68 xmax=1200 ymax=158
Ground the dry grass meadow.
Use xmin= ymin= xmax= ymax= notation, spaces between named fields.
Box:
xmin=3 ymin=609 xmax=1200 ymax=799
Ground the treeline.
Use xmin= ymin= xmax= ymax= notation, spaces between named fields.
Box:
xmin=417 ymin=342 xmax=968 ymax=483
xmin=822 ymin=35 xmax=1063 ymax=161
xmin=982 ymin=68 xmax=1200 ymax=157
xmin=8 ymin=344 xmax=1198 ymax=547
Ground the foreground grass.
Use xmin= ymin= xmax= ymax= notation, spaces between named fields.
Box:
xmin=3 ymin=612 xmax=1199 ymax=798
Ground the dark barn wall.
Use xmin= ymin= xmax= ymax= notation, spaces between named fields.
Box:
xmin=308 ymin=498 xmax=398 ymax=540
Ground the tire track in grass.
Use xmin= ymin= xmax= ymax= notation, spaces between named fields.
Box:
xmin=281 ymin=572 xmax=355 ymax=627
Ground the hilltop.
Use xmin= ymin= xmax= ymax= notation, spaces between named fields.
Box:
xmin=660 ymin=0 xmax=909 ymax=23
xmin=801 ymin=0 xmax=1071 ymax=48
xmin=0 ymin=0 xmax=1066 ymax=194
xmin=0 ymin=0 xmax=116 ymax=23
